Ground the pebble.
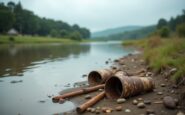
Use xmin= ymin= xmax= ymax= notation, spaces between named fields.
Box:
xmin=39 ymin=100 xmax=45 ymax=103
xmin=87 ymin=107 xmax=92 ymax=112
xmin=85 ymin=95 xmax=91 ymax=99
xmin=137 ymin=102 xmax=145 ymax=108
xmin=146 ymin=109 xmax=155 ymax=114
xmin=95 ymin=109 xmax=101 ymax=114
xmin=115 ymin=106 xmax=122 ymax=111
xmin=160 ymin=83 xmax=166 ymax=87
xmin=90 ymin=108 xmax=96 ymax=113
xmin=172 ymin=85 xmax=178 ymax=89
xmin=138 ymin=98 xmax=143 ymax=101
xmin=157 ymin=92 xmax=163 ymax=95
xmin=132 ymin=99 xmax=138 ymax=105
xmin=106 ymin=109 xmax=112 ymax=113
xmin=105 ymin=61 xmax=109 ymax=64
xmin=177 ymin=111 xmax=185 ymax=115
xmin=125 ymin=109 xmax=131 ymax=113
xmin=163 ymin=96 xmax=176 ymax=109
xmin=117 ymin=98 xmax=126 ymax=104
xmin=170 ymin=68 xmax=177 ymax=74
xmin=144 ymin=100 xmax=151 ymax=105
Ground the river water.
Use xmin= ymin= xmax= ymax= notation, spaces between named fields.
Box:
xmin=0 ymin=41 xmax=135 ymax=115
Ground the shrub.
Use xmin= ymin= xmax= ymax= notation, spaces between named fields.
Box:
xmin=158 ymin=26 xmax=170 ymax=38
xmin=176 ymin=23 xmax=185 ymax=37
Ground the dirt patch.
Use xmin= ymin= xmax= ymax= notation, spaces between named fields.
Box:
xmin=55 ymin=53 xmax=185 ymax=115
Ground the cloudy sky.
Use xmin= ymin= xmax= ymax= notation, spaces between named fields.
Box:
xmin=2 ymin=0 xmax=185 ymax=32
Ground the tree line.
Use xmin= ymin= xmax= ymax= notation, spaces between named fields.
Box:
xmin=156 ymin=10 xmax=185 ymax=37
xmin=0 ymin=1 xmax=91 ymax=40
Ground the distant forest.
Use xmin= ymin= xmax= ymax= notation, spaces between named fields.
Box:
xmin=95 ymin=10 xmax=185 ymax=40
xmin=0 ymin=1 xmax=90 ymax=40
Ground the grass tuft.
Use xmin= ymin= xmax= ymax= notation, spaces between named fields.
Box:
xmin=123 ymin=37 xmax=185 ymax=82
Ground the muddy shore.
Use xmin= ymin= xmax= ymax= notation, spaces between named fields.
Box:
xmin=55 ymin=53 xmax=185 ymax=115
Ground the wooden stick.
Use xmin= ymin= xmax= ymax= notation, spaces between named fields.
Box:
xmin=76 ymin=91 xmax=105 ymax=113
xmin=52 ymin=84 xmax=105 ymax=102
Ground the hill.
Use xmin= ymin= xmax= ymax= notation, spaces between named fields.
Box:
xmin=91 ymin=26 xmax=143 ymax=38
xmin=94 ymin=25 xmax=156 ymax=40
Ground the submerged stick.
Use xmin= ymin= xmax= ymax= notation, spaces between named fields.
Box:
xmin=76 ymin=91 xmax=105 ymax=113
xmin=52 ymin=84 xmax=105 ymax=102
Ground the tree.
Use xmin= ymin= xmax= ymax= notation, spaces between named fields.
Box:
xmin=157 ymin=18 xmax=167 ymax=29
xmin=7 ymin=1 xmax=15 ymax=13
xmin=0 ymin=9 xmax=15 ymax=33
xmin=69 ymin=31 xmax=82 ymax=41
xmin=176 ymin=23 xmax=185 ymax=37
xmin=159 ymin=26 xmax=170 ymax=38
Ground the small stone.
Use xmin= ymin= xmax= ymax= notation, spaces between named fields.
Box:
xmin=177 ymin=111 xmax=185 ymax=115
xmin=59 ymin=98 xmax=65 ymax=104
xmin=146 ymin=109 xmax=155 ymax=114
xmin=163 ymin=96 xmax=176 ymax=109
xmin=138 ymin=98 xmax=143 ymax=101
xmin=160 ymin=83 xmax=166 ymax=87
xmin=90 ymin=108 xmax=96 ymax=113
xmin=125 ymin=109 xmax=131 ymax=113
xmin=174 ymin=98 xmax=179 ymax=105
xmin=117 ymin=98 xmax=126 ymax=104
xmin=98 ymin=89 xmax=103 ymax=92
xmin=95 ymin=109 xmax=101 ymax=114
xmin=39 ymin=100 xmax=46 ymax=103
xmin=137 ymin=102 xmax=145 ymax=108
xmin=172 ymin=85 xmax=178 ymax=89
xmin=115 ymin=106 xmax=122 ymax=111
xmin=114 ymin=59 xmax=119 ymax=62
xmin=105 ymin=61 xmax=109 ymax=64
xmin=96 ymin=106 xmax=100 ymax=110
xmin=171 ymin=90 xmax=175 ymax=94
xmin=85 ymin=95 xmax=91 ymax=99
xmin=105 ymin=109 xmax=112 ymax=113
xmin=157 ymin=92 xmax=163 ymax=95
xmin=82 ymin=74 xmax=87 ymax=78
xmin=144 ymin=100 xmax=151 ymax=105
xmin=132 ymin=99 xmax=138 ymax=105
xmin=87 ymin=107 xmax=92 ymax=112
xmin=170 ymin=68 xmax=177 ymax=74
xmin=146 ymin=72 xmax=153 ymax=77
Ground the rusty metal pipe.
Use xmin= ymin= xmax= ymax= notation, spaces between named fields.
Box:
xmin=105 ymin=75 xmax=155 ymax=99
xmin=76 ymin=91 xmax=105 ymax=113
xmin=52 ymin=84 xmax=105 ymax=102
xmin=88 ymin=69 xmax=127 ymax=86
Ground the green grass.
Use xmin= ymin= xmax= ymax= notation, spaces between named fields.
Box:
xmin=123 ymin=37 xmax=185 ymax=82
xmin=0 ymin=35 xmax=77 ymax=44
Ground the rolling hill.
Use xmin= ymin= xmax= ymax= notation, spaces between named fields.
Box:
xmin=91 ymin=26 xmax=143 ymax=38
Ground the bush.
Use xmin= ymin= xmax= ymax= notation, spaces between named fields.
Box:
xmin=176 ymin=23 xmax=185 ymax=37
xmin=158 ymin=26 xmax=170 ymax=38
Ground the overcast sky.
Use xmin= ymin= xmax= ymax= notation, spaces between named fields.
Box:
xmin=1 ymin=0 xmax=185 ymax=32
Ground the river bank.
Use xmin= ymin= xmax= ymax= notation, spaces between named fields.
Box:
xmin=57 ymin=52 xmax=185 ymax=115
xmin=0 ymin=35 xmax=99 ymax=44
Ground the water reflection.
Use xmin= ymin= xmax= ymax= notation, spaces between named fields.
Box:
xmin=0 ymin=44 xmax=90 ymax=77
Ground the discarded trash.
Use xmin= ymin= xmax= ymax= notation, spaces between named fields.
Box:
xmin=88 ymin=69 xmax=127 ymax=86
xmin=105 ymin=75 xmax=155 ymax=99
xmin=52 ymin=84 xmax=104 ymax=102
xmin=88 ymin=69 xmax=114 ymax=86
xmin=76 ymin=91 xmax=105 ymax=113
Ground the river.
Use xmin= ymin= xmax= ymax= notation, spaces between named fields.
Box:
xmin=0 ymin=41 xmax=136 ymax=115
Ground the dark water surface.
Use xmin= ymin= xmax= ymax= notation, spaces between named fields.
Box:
xmin=0 ymin=41 xmax=136 ymax=115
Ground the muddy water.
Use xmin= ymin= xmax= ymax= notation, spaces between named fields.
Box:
xmin=0 ymin=41 xmax=135 ymax=115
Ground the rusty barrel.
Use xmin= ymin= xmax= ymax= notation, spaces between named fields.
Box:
xmin=88 ymin=69 xmax=127 ymax=86
xmin=105 ymin=74 xmax=155 ymax=99
xmin=88 ymin=69 xmax=113 ymax=86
